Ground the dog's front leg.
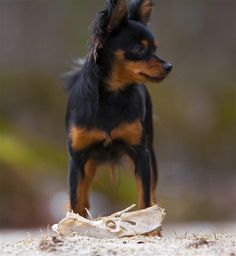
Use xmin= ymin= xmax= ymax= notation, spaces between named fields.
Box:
xmin=68 ymin=154 xmax=95 ymax=217
xmin=128 ymin=147 xmax=152 ymax=209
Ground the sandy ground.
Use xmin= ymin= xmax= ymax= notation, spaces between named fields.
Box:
xmin=1 ymin=223 xmax=236 ymax=256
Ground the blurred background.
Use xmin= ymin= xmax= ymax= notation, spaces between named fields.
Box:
xmin=0 ymin=0 xmax=236 ymax=229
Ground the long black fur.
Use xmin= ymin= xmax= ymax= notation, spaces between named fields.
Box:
xmin=64 ymin=0 xmax=172 ymax=215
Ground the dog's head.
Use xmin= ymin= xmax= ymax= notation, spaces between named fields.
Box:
xmin=89 ymin=0 xmax=172 ymax=91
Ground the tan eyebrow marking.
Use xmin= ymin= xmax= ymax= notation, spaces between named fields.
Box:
xmin=154 ymin=40 xmax=159 ymax=48
xmin=141 ymin=39 xmax=148 ymax=48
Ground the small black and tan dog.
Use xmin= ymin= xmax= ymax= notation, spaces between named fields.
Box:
xmin=64 ymin=0 xmax=172 ymax=216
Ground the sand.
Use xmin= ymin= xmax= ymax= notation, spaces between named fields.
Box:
xmin=1 ymin=232 xmax=236 ymax=256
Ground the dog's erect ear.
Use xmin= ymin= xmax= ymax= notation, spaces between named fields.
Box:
xmin=89 ymin=0 xmax=128 ymax=62
xmin=128 ymin=0 xmax=153 ymax=26
xmin=107 ymin=0 xmax=128 ymax=32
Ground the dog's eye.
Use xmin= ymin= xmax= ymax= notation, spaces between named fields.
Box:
xmin=132 ymin=44 xmax=146 ymax=55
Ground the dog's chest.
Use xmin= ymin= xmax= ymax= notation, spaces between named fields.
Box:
xmin=70 ymin=120 xmax=142 ymax=151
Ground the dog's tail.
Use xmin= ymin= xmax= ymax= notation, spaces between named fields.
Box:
xmin=60 ymin=58 xmax=85 ymax=92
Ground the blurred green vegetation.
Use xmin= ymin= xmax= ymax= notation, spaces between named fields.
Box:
xmin=0 ymin=0 xmax=236 ymax=227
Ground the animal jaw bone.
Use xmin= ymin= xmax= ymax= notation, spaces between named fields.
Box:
xmin=52 ymin=204 xmax=166 ymax=238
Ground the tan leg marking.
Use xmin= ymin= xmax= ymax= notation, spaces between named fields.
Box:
xmin=75 ymin=160 xmax=96 ymax=217
xmin=136 ymin=175 xmax=145 ymax=209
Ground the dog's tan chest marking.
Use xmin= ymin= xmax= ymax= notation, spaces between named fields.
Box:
xmin=111 ymin=120 xmax=142 ymax=145
xmin=69 ymin=126 xmax=110 ymax=151
xmin=70 ymin=120 xmax=142 ymax=151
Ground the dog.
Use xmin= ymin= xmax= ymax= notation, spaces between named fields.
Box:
xmin=63 ymin=0 xmax=172 ymax=217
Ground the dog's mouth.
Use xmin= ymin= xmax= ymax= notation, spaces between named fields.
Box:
xmin=139 ymin=72 xmax=167 ymax=82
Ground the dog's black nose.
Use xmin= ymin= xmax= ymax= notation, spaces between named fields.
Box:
xmin=163 ymin=63 xmax=173 ymax=73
